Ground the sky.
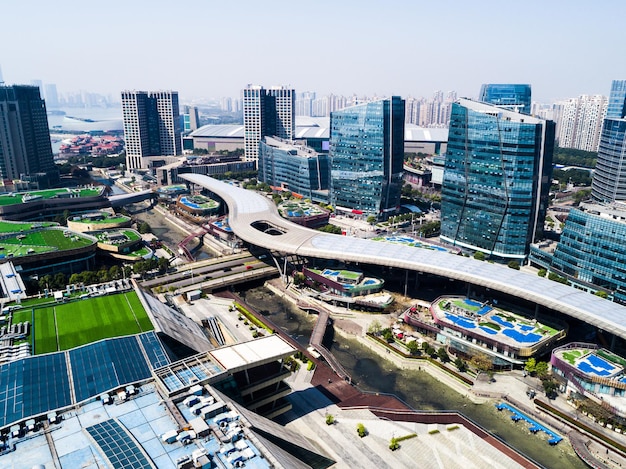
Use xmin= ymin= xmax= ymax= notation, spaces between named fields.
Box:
xmin=2 ymin=0 xmax=626 ymax=104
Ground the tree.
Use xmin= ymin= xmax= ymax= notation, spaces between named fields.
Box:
xmin=542 ymin=378 xmax=558 ymax=398
xmin=367 ymin=319 xmax=383 ymax=335
xmin=524 ymin=357 xmax=537 ymax=374
xmin=137 ymin=222 xmax=151 ymax=234
xmin=108 ymin=265 xmax=121 ymax=280
xmin=407 ymin=340 xmax=421 ymax=356
xmin=507 ymin=260 xmax=520 ymax=270
xmin=454 ymin=357 xmax=467 ymax=372
xmin=436 ymin=347 xmax=450 ymax=363
xmin=470 ymin=353 xmax=493 ymax=373
xmin=535 ymin=361 xmax=549 ymax=378
xmin=381 ymin=328 xmax=394 ymax=343
xmin=473 ymin=251 xmax=485 ymax=261
xmin=157 ymin=256 xmax=170 ymax=274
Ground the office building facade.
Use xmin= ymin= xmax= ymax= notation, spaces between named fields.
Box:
xmin=592 ymin=80 xmax=626 ymax=203
xmin=329 ymin=97 xmax=405 ymax=216
xmin=258 ymin=137 xmax=329 ymax=201
xmin=0 ymin=85 xmax=59 ymax=188
xmin=479 ymin=84 xmax=532 ymax=115
xmin=440 ymin=99 xmax=554 ymax=259
xmin=242 ymin=85 xmax=295 ymax=163
xmin=530 ymin=203 xmax=626 ymax=303
xmin=121 ymin=90 xmax=182 ymax=171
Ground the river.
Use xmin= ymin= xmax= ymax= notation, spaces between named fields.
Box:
xmin=237 ymin=285 xmax=587 ymax=469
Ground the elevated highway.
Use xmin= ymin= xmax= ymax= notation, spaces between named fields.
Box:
xmin=180 ymin=173 xmax=626 ymax=344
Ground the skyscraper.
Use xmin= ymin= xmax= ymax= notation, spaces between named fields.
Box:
xmin=242 ymin=85 xmax=295 ymax=163
xmin=121 ymin=90 xmax=182 ymax=171
xmin=479 ymin=84 xmax=532 ymax=115
xmin=0 ymin=85 xmax=59 ymax=188
xmin=591 ymin=80 xmax=626 ymax=203
xmin=329 ymin=97 xmax=405 ymax=217
xmin=440 ymin=98 xmax=554 ymax=260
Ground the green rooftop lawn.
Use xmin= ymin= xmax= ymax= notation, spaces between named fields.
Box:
xmin=33 ymin=291 xmax=153 ymax=354
xmin=562 ymin=349 xmax=583 ymax=365
xmin=122 ymin=230 xmax=141 ymax=241
xmin=451 ymin=299 xmax=480 ymax=312
xmin=0 ymin=230 xmax=93 ymax=256
xmin=126 ymin=246 xmax=151 ymax=257
xmin=0 ymin=221 xmax=57 ymax=233
xmin=0 ymin=187 xmax=103 ymax=206
xmin=338 ymin=270 xmax=361 ymax=280
xmin=75 ymin=214 xmax=130 ymax=224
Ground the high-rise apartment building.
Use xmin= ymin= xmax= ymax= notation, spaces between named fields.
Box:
xmin=479 ymin=84 xmax=532 ymax=115
xmin=295 ymin=92 xmax=316 ymax=117
xmin=557 ymin=95 xmax=607 ymax=152
xmin=0 ymin=85 xmax=59 ymax=188
xmin=329 ymin=97 xmax=405 ymax=216
xmin=121 ymin=90 xmax=182 ymax=171
xmin=242 ymin=85 xmax=295 ymax=163
xmin=591 ymin=80 xmax=626 ymax=203
xmin=440 ymin=98 xmax=554 ymax=259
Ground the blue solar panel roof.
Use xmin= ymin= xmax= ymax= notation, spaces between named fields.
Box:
xmin=86 ymin=419 xmax=154 ymax=469
xmin=70 ymin=336 xmax=152 ymax=403
xmin=0 ymin=353 xmax=71 ymax=427
xmin=0 ymin=332 xmax=171 ymax=429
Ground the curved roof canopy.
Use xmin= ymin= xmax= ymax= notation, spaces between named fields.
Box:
xmin=181 ymin=174 xmax=626 ymax=341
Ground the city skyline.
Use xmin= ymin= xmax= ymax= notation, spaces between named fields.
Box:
xmin=2 ymin=1 xmax=626 ymax=103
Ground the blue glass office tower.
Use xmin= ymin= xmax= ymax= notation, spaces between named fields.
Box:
xmin=479 ymin=84 xmax=532 ymax=115
xmin=258 ymin=137 xmax=330 ymax=201
xmin=535 ymin=203 xmax=626 ymax=303
xmin=591 ymin=80 xmax=626 ymax=203
xmin=440 ymin=99 xmax=554 ymax=259
xmin=329 ymin=97 xmax=405 ymax=216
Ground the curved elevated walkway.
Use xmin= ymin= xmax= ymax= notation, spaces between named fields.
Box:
xmin=180 ymin=174 xmax=626 ymax=342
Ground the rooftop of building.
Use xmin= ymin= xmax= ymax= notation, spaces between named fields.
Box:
xmin=262 ymin=136 xmax=320 ymax=157
xmin=578 ymin=201 xmax=626 ymax=221
xmin=190 ymin=118 xmax=449 ymax=143
xmin=431 ymin=295 xmax=565 ymax=349
xmin=456 ymin=98 xmax=545 ymax=124
xmin=70 ymin=211 xmax=131 ymax=224
xmin=0 ymin=186 xmax=104 ymax=207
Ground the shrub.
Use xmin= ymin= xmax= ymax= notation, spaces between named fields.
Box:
xmin=325 ymin=414 xmax=335 ymax=425
xmin=357 ymin=423 xmax=367 ymax=437
xmin=389 ymin=437 xmax=399 ymax=451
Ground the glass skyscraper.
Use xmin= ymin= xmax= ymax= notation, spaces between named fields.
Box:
xmin=440 ymin=99 xmax=554 ymax=259
xmin=329 ymin=97 xmax=405 ymax=216
xmin=479 ymin=84 xmax=532 ymax=115
xmin=591 ymin=80 xmax=626 ymax=203
xmin=258 ymin=137 xmax=329 ymax=201
xmin=0 ymin=85 xmax=59 ymax=188
xmin=532 ymin=203 xmax=626 ymax=303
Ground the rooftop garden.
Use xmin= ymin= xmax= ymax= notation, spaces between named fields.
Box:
xmin=0 ymin=187 xmax=103 ymax=206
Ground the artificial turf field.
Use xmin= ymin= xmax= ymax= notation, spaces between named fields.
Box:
xmin=13 ymin=291 xmax=154 ymax=354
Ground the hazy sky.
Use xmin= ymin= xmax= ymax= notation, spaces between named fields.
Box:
xmin=2 ymin=0 xmax=626 ymax=103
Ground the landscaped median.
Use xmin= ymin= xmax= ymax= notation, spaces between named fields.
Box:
xmin=233 ymin=302 xmax=275 ymax=335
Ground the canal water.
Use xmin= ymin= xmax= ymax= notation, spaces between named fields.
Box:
xmin=238 ymin=285 xmax=587 ymax=469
